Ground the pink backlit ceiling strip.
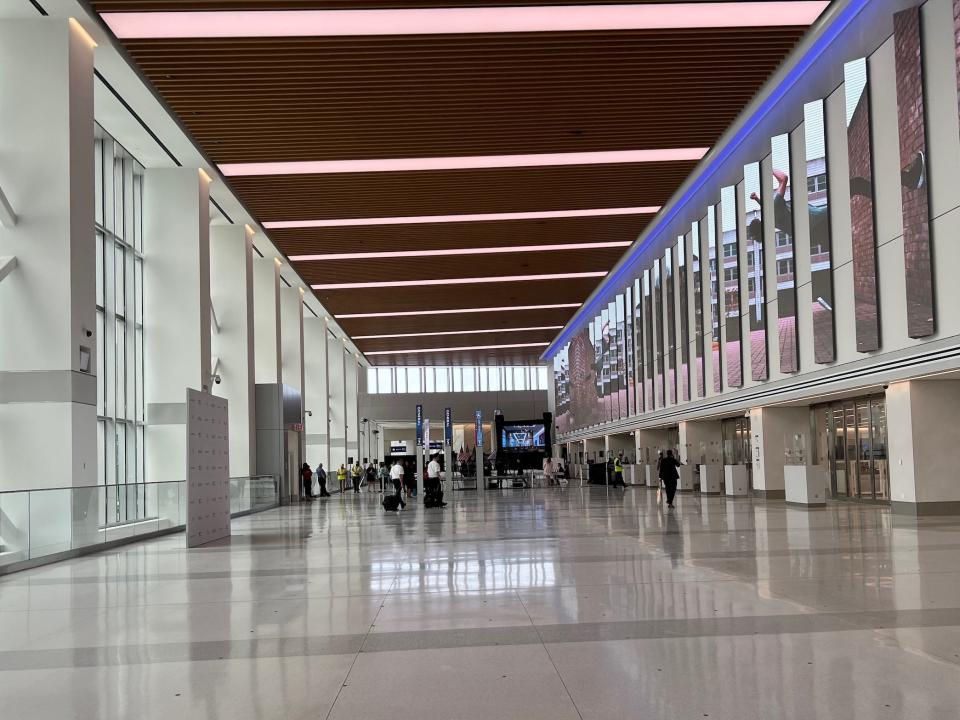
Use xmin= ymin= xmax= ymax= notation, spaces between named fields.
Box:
xmin=313 ymin=272 xmax=606 ymax=290
xmin=266 ymin=206 xmax=660 ymax=229
xmin=103 ymin=3 xmax=829 ymax=39
xmin=354 ymin=325 xmax=563 ymax=339
xmin=220 ymin=148 xmax=707 ymax=177
xmin=365 ymin=342 xmax=550 ymax=356
xmin=336 ymin=303 xmax=581 ymax=319
xmin=290 ymin=241 xmax=631 ymax=262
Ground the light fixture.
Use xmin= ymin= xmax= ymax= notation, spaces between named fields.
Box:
xmin=220 ymin=148 xmax=706 ymax=177
xmin=336 ymin=303 xmax=581 ymax=319
xmin=365 ymin=342 xmax=550 ymax=356
xmin=313 ymin=272 xmax=605 ymax=290
xmin=353 ymin=325 xmax=563 ymax=340
xmin=103 ymin=3 xmax=829 ymax=39
xmin=265 ymin=206 xmax=661 ymax=230
xmin=289 ymin=241 xmax=631 ymax=262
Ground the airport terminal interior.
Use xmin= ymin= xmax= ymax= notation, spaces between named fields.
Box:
xmin=3 ymin=0 xmax=960 ymax=717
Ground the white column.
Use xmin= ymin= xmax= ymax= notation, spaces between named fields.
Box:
xmin=327 ymin=333 xmax=347 ymax=472
xmin=210 ymin=224 xmax=255 ymax=477
xmin=748 ymin=406 xmax=809 ymax=499
xmin=0 ymin=19 xmax=96 ymax=514
xmin=304 ymin=316 xmax=330 ymax=470
xmin=887 ymin=379 xmax=960 ymax=515
xmin=345 ymin=351 xmax=359 ymax=464
xmin=253 ymin=257 xmax=281 ymax=384
xmin=143 ymin=167 xmax=212 ymax=483
xmin=280 ymin=286 xmax=304 ymax=399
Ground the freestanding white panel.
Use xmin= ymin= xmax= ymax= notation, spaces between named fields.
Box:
xmin=186 ymin=389 xmax=231 ymax=548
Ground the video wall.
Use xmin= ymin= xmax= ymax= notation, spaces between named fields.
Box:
xmin=552 ymin=0 xmax=946 ymax=435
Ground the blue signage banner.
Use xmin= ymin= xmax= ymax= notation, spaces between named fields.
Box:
xmin=415 ymin=404 xmax=423 ymax=447
xmin=444 ymin=407 xmax=453 ymax=447
xmin=475 ymin=409 xmax=483 ymax=446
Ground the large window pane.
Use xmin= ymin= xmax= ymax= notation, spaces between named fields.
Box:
xmin=537 ymin=366 xmax=548 ymax=389
xmin=513 ymin=367 xmax=525 ymax=390
xmin=377 ymin=367 xmax=392 ymax=393
xmin=436 ymin=367 xmax=450 ymax=392
xmin=406 ymin=367 xmax=422 ymax=393
xmin=424 ymin=367 xmax=435 ymax=393
xmin=396 ymin=368 xmax=407 ymax=393
xmin=462 ymin=367 xmax=476 ymax=392
xmin=367 ymin=367 xmax=378 ymax=393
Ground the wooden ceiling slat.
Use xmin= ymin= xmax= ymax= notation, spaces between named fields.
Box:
xmin=95 ymin=4 xmax=811 ymax=363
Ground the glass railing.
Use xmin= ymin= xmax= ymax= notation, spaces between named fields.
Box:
xmin=0 ymin=476 xmax=278 ymax=569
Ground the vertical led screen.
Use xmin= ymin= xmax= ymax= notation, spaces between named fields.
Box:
xmin=845 ymin=57 xmax=880 ymax=352
xmin=616 ymin=294 xmax=628 ymax=418
xmin=744 ymin=161 xmax=768 ymax=381
xmin=643 ymin=270 xmax=655 ymax=410
xmin=624 ymin=286 xmax=635 ymax=416
xmin=708 ymin=205 xmax=723 ymax=392
xmin=633 ymin=278 xmax=644 ymax=413
xmin=894 ymin=7 xmax=935 ymax=339
xmin=771 ymin=133 xmax=799 ymax=373
xmin=720 ymin=186 xmax=743 ymax=387
xmin=553 ymin=345 xmax=571 ymax=434
xmin=569 ymin=325 xmax=602 ymax=431
xmin=653 ymin=259 xmax=665 ymax=407
xmin=665 ymin=246 xmax=677 ymax=404
xmin=692 ymin=219 xmax=706 ymax=397
xmin=592 ymin=316 xmax=604 ymax=423
xmin=678 ymin=232 xmax=691 ymax=402
xmin=607 ymin=301 xmax=620 ymax=421
xmin=803 ymin=99 xmax=836 ymax=364
xmin=600 ymin=309 xmax=611 ymax=421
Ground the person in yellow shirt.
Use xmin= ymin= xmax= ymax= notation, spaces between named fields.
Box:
xmin=351 ymin=461 xmax=363 ymax=494
xmin=337 ymin=464 xmax=347 ymax=494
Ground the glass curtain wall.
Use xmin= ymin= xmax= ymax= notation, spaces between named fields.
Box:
xmin=94 ymin=125 xmax=147 ymax=528
xmin=366 ymin=366 xmax=549 ymax=394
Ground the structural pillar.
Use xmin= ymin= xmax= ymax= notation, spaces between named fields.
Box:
xmin=0 ymin=19 xmax=97 ymax=555
xmin=143 ymin=167 xmax=212 ymax=482
xmin=345 ymin=351 xmax=359 ymax=464
xmin=748 ymin=406 xmax=810 ymax=500
xmin=253 ymin=257 xmax=281 ymax=384
xmin=886 ymin=379 xmax=960 ymax=515
xmin=327 ymin=333 xmax=347 ymax=471
xmin=210 ymin=224 xmax=255 ymax=478
xmin=280 ymin=286 xmax=304 ymax=399
xmin=304 ymin=316 xmax=330 ymax=470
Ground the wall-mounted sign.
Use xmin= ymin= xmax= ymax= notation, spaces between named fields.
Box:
xmin=390 ymin=441 xmax=409 ymax=454
xmin=444 ymin=407 xmax=453 ymax=447
xmin=415 ymin=404 xmax=423 ymax=447
xmin=475 ymin=409 xmax=483 ymax=446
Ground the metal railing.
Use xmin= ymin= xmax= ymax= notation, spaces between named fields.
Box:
xmin=0 ymin=476 xmax=277 ymax=569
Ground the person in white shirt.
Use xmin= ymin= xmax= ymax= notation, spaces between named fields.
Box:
xmin=543 ymin=457 xmax=556 ymax=486
xmin=389 ymin=459 xmax=405 ymax=495
xmin=425 ymin=453 xmax=447 ymax=507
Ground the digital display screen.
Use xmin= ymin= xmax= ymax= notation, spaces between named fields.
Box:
xmin=500 ymin=423 xmax=546 ymax=450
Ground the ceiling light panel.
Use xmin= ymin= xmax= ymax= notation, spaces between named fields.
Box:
xmin=313 ymin=272 xmax=606 ymax=290
xmin=336 ymin=303 xmax=581 ymax=319
xmin=104 ymin=3 xmax=829 ymax=39
xmin=353 ymin=326 xmax=563 ymax=340
xmin=289 ymin=241 xmax=631 ymax=262
xmin=365 ymin=342 xmax=550 ymax=356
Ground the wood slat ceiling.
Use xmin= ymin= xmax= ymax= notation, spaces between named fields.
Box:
xmin=94 ymin=1 xmax=813 ymax=365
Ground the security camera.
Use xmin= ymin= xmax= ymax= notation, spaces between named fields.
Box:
xmin=213 ymin=374 xmax=222 ymax=385
xmin=306 ymin=410 xmax=313 ymax=417
xmin=84 ymin=328 xmax=93 ymax=338
xmin=882 ymin=384 xmax=889 ymax=390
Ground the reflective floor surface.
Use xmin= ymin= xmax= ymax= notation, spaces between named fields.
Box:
xmin=2 ymin=487 xmax=960 ymax=719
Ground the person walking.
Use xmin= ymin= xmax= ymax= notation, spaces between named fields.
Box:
xmin=316 ymin=463 xmax=330 ymax=497
xmin=543 ymin=456 xmax=556 ymax=486
xmin=389 ymin=459 xmax=405 ymax=496
xmin=658 ymin=449 xmax=683 ymax=509
xmin=364 ymin=461 xmax=377 ymax=492
xmin=351 ymin=460 xmax=363 ymax=494
xmin=300 ymin=463 xmax=313 ymax=501
xmin=613 ymin=455 xmax=625 ymax=488
xmin=425 ymin=453 xmax=447 ymax=508
xmin=337 ymin=464 xmax=348 ymax=494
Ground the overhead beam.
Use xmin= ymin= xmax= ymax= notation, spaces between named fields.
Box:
xmin=0 ymin=184 xmax=16 ymax=228
xmin=0 ymin=256 xmax=17 ymax=284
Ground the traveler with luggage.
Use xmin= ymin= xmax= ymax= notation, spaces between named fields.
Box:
xmin=424 ymin=453 xmax=447 ymax=508
xmin=389 ymin=459 xmax=405 ymax=495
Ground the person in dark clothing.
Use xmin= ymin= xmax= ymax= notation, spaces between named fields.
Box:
xmin=658 ymin=449 xmax=683 ymax=509
xmin=300 ymin=463 xmax=313 ymax=501
xmin=315 ymin=463 xmax=330 ymax=497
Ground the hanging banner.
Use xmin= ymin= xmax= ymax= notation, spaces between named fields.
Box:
xmin=415 ymin=404 xmax=423 ymax=447
xmin=475 ymin=409 xmax=483 ymax=446
xmin=444 ymin=407 xmax=453 ymax=447
xmin=423 ymin=418 xmax=431 ymax=454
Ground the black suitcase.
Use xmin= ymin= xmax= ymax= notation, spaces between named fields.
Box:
xmin=382 ymin=494 xmax=402 ymax=511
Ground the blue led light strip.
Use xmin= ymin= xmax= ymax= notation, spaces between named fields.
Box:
xmin=542 ymin=0 xmax=872 ymax=360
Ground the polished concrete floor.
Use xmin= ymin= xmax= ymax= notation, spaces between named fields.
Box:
xmin=2 ymin=487 xmax=960 ymax=719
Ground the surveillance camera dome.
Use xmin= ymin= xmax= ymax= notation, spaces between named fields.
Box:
xmin=214 ymin=374 xmax=222 ymax=384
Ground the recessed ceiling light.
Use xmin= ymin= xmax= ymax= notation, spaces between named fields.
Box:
xmin=289 ymin=241 xmax=631 ymax=262
xmin=365 ymin=342 xmax=550 ymax=356
xmin=219 ymin=148 xmax=707 ymax=177
xmin=353 ymin=325 xmax=564 ymax=340
xmin=313 ymin=272 xmax=606 ymax=290
xmin=103 ymin=3 xmax=829 ymax=39
xmin=266 ymin=206 xmax=661 ymax=230
xmin=336 ymin=303 xmax=581 ymax=319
